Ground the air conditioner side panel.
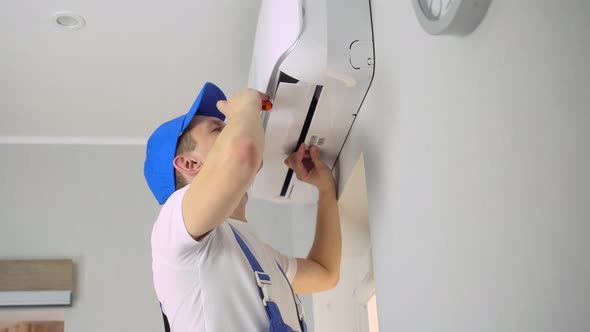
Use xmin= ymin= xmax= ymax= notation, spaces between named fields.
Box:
xmin=247 ymin=0 xmax=302 ymax=93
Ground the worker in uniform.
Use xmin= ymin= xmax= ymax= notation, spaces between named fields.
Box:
xmin=144 ymin=82 xmax=341 ymax=331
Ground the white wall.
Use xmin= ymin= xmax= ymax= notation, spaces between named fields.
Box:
xmin=291 ymin=211 xmax=373 ymax=332
xmin=247 ymin=198 xmax=295 ymax=255
xmin=0 ymin=145 xmax=163 ymax=331
xmin=306 ymin=224 xmax=371 ymax=332
xmin=291 ymin=165 xmax=372 ymax=332
xmin=290 ymin=204 xmax=317 ymax=331
xmin=337 ymin=0 xmax=590 ymax=331
xmin=0 ymin=144 xmax=298 ymax=331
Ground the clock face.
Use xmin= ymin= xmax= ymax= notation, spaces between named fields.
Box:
xmin=413 ymin=0 xmax=492 ymax=35
xmin=418 ymin=0 xmax=454 ymax=20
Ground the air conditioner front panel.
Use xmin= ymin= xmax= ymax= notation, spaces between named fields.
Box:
xmin=248 ymin=0 xmax=375 ymax=203
xmin=250 ymin=82 xmax=316 ymax=201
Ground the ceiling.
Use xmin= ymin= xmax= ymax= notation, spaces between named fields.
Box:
xmin=0 ymin=0 xmax=262 ymax=145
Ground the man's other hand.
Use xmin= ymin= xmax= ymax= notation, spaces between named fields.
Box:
xmin=284 ymin=144 xmax=336 ymax=194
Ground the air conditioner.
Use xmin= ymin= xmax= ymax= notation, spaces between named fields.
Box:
xmin=248 ymin=0 xmax=375 ymax=203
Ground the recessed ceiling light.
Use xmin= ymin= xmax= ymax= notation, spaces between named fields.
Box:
xmin=53 ymin=12 xmax=86 ymax=31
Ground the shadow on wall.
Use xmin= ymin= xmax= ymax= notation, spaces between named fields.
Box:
xmin=292 ymin=155 xmax=379 ymax=332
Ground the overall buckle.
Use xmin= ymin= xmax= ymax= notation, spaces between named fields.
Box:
xmin=255 ymin=271 xmax=273 ymax=306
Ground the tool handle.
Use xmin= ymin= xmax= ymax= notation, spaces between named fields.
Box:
xmin=261 ymin=100 xmax=273 ymax=111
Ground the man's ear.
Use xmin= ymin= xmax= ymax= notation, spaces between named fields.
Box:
xmin=173 ymin=154 xmax=202 ymax=177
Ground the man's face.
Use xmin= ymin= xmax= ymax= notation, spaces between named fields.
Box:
xmin=182 ymin=115 xmax=262 ymax=177
xmin=188 ymin=115 xmax=226 ymax=160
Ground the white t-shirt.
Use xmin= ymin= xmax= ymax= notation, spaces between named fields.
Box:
xmin=151 ymin=186 xmax=301 ymax=332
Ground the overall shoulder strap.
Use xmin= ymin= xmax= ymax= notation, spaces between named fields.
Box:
xmin=229 ymin=224 xmax=266 ymax=274
xmin=229 ymin=225 xmax=273 ymax=306
xmin=230 ymin=224 xmax=306 ymax=332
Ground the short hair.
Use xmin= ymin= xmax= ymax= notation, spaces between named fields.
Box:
xmin=174 ymin=119 xmax=199 ymax=190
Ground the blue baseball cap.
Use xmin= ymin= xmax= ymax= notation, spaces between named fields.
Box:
xmin=144 ymin=82 xmax=226 ymax=205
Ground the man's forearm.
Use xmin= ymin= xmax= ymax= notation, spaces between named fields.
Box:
xmin=182 ymin=91 xmax=265 ymax=239
xmin=213 ymin=89 xmax=266 ymax=159
xmin=220 ymin=111 xmax=265 ymax=159
xmin=307 ymin=188 xmax=341 ymax=283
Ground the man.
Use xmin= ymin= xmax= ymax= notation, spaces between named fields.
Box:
xmin=144 ymin=82 xmax=341 ymax=331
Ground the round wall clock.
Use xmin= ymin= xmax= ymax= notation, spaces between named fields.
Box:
xmin=412 ymin=0 xmax=492 ymax=35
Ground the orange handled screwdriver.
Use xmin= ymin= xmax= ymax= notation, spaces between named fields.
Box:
xmin=261 ymin=100 xmax=273 ymax=111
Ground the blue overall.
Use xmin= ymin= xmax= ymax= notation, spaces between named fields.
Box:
xmin=159 ymin=225 xmax=307 ymax=332
xmin=229 ymin=225 xmax=307 ymax=332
